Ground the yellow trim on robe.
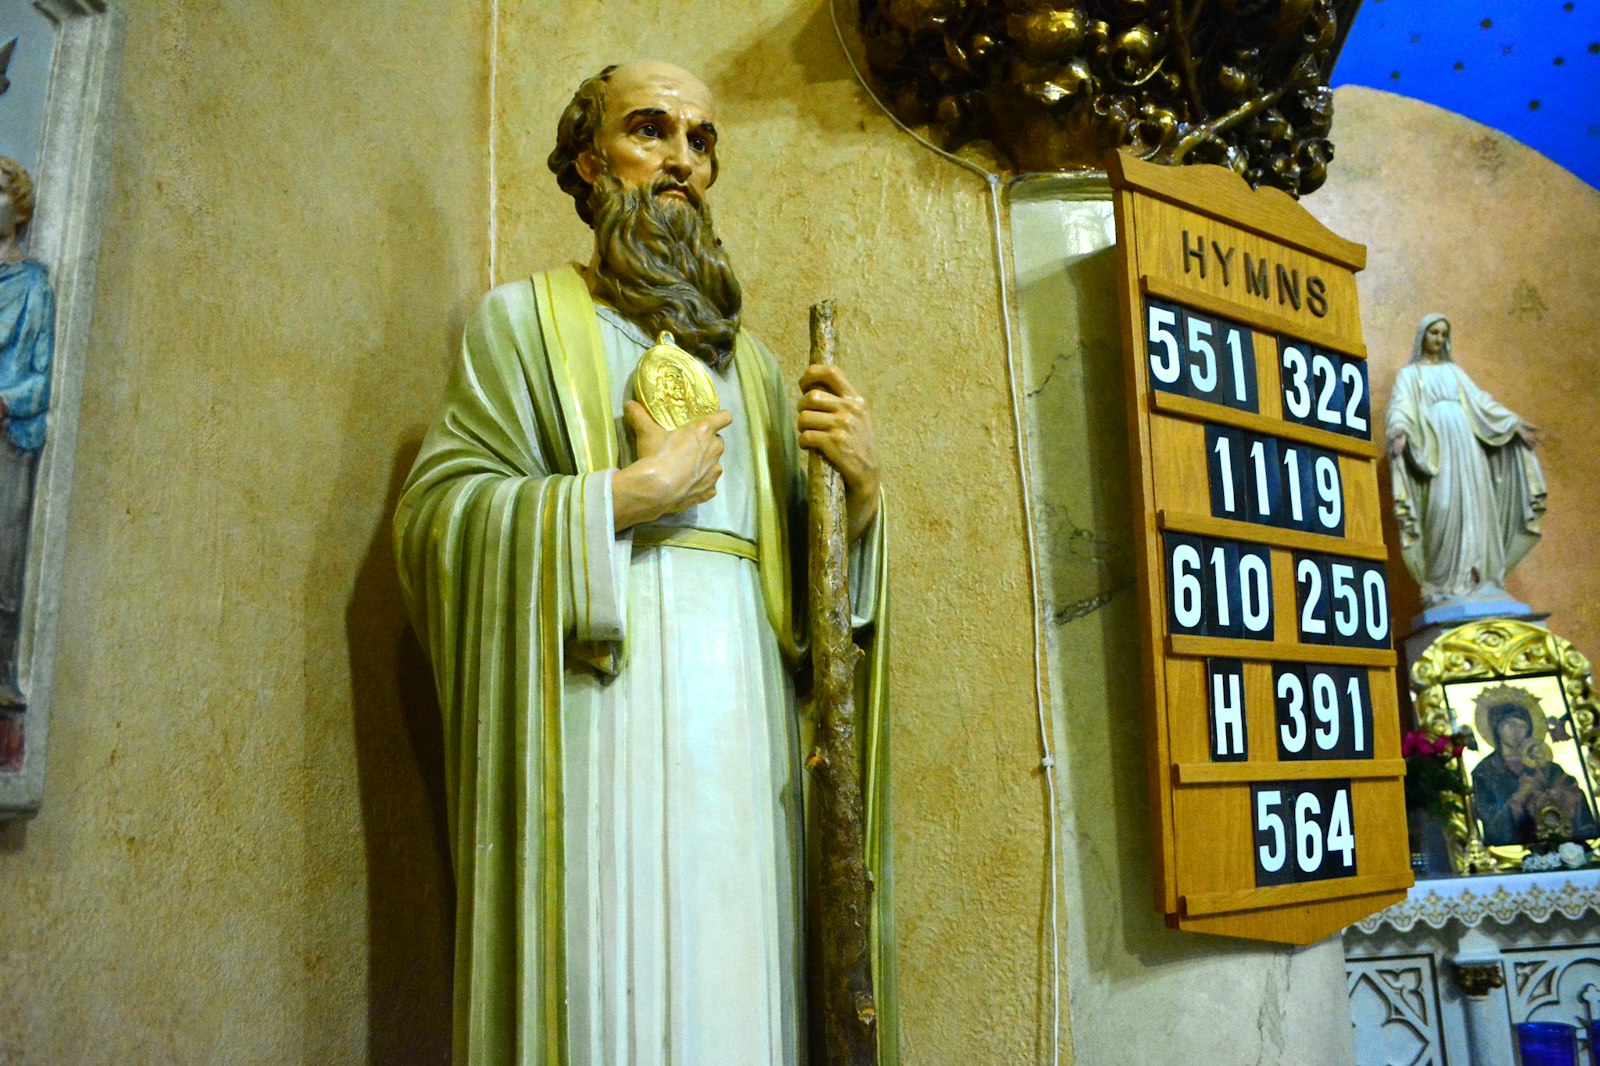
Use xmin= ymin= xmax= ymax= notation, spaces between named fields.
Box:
xmin=633 ymin=525 xmax=760 ymax=562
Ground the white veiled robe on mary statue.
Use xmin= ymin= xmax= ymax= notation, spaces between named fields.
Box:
xmin=1386 ymin=356 xmax=1546 ymax=605
xmin=394 ymin=265 xmax=895 ymax=1066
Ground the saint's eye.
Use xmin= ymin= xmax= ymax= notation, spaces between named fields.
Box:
xmin=636 ymin=122 xmax=659 ymax=139
xmin=689 ymin=135 xmax=708 ymax=153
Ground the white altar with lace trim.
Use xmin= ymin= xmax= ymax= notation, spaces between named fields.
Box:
xmin=1345 ymin=868 xmax=1600 ymax=1066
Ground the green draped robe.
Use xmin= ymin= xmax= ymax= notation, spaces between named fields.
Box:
xmin=394 ymin=265 xmax=895 ymax=1065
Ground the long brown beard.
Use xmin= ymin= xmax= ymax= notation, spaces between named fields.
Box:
xmin=587 ymin=171 xmax=742 ymax=370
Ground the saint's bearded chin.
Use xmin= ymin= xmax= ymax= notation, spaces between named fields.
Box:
xmin=586 ymin=170 xmax=743 ymax=371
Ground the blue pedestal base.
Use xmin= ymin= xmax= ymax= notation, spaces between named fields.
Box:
xmin=1414 ymin=599 xmax=1536 ymax=631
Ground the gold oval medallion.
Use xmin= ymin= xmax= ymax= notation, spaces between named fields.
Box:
xmin=633 ymin=331 xmax=720 ymax=430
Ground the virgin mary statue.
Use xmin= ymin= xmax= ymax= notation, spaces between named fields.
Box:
xmin=1385 ymin=314 xmax=1546 ymax=612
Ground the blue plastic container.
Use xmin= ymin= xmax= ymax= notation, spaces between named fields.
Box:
xmin=1515 ymin=1021 xmax=1578 ymax=1066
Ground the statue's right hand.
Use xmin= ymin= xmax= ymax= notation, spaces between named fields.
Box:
xmin=1388 ymin=431 xmax=1407 ymax=460
xmin=612 ymin=402 xmax=732 ymax=531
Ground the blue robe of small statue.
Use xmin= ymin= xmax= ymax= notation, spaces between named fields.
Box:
xmin=0 ymin=257 xmax=54 ymax=705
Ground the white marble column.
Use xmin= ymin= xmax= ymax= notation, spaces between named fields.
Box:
xmin=1454 ymin=929 xmax=1514 ymax=1066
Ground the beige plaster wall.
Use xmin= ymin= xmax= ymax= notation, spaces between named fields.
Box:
xmin=0 ymin=2 xmax=487 ymax=1062
xmin=1313 ymin=87 xmax=1600 ymax=658
xmin=1009 ymin=183 xmax=1356 ymax=1066
xmin=493 ymin=5 xmax=1053 ymax=1060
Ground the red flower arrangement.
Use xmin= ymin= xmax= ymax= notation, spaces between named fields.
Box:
xmin=1403 ymin=728 xmax=1473 ymax=824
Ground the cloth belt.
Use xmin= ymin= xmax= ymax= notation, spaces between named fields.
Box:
xmin=633 ymin=525 xmax=759 ymax=562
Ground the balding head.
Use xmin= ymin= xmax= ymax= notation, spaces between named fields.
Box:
xmin=607 ymin=60 xmax=712 ymax=109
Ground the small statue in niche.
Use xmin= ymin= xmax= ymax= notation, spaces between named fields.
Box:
xmin=0 ymin=157 xmax=53 ymax=707
xmin=1385 ymin=314 xmax=1545 ymax=616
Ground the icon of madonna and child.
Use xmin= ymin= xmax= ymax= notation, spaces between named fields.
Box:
xmin=1465 ymin=683 xmax=1600 ymax=849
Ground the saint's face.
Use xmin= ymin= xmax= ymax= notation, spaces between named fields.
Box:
xmin=1497 ymin=714 xmax=1530 ymax=751
xmin=1422 ymin=319 xmax=1449 ymax=357
xmin=581 ymin=62 xmax=718 ymax=207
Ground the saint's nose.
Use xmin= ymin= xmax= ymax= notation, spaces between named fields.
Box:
xmin=661 ymin=135 xmax=693 ymax=180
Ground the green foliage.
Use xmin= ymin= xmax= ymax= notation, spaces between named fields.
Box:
xmin=1403 ymin=728 xmax=1472 ymax=823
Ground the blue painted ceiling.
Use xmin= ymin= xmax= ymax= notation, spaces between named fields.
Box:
xmin=1332 ymin=0 xmax=1600 ymax=188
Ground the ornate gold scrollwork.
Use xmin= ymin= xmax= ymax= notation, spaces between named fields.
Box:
xmin=855 ymin=0 xmax=1360 ymax=197
xmin=1411 ymin=620 xmax=1600 ymax=875
xmin=1450 ymin=960 xmax=1506 ymax=999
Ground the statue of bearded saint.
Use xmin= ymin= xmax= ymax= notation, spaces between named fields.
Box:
xmin=394 ymin=61 xmax=896 ymax=1065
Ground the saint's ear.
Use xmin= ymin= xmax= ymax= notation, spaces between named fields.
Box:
xmin=576 ymin=148 xmax=599 ymax=187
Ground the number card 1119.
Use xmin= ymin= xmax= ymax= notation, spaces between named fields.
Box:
xmin=1107 ymin=152 xmax=1412 ymax=945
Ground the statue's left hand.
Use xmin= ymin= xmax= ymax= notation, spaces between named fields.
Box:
xmin=1518 ymin=422 xmax=1543 ymax=448
xmin=798 ymin=364 xmax=880 ymax=540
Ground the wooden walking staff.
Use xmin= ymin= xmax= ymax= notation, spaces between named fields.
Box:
xmin=805 ymin=300 xmax=877 ymax=1066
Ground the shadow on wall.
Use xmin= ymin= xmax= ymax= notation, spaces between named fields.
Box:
xmin=714 ymin=0 xmax=935 ymax=151
xmin=715 ymin=2 xmax=854 ymax=121
xmin=1024 ymin=238 xmax=1274 ymax=978
xmin=347 ymin=435 xmax=454 ymax=1065
xmin=315 ymin=172 xmax=465 ymax=1064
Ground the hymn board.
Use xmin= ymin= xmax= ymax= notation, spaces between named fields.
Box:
xmin=1106 ymin=153 xmax=1411 ymax=944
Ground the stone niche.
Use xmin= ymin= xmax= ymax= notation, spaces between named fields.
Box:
xmin=0 ymin=0 xmax=123 ymax=819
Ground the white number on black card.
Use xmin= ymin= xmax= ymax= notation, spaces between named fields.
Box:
xmin=1294 ymin=554 xmax=1389 ymax=648
xmin=1207 ymin=659 xmax=1248 ymax=761
xmin=1273 ymin=664 xmax=1373 ymax=760
xmin=1146 ymin=299 xmax=1259 ymax=412
xmin=1165 ymin=534 xmax=1274 ymax=640
xmin=1252 ymin=780 xmax=1357 ymax=886
xmin=1206 ymin=426 xmax=1344 ymax=535
xmin=1279 ymin=339 xmax=1370 ymax=440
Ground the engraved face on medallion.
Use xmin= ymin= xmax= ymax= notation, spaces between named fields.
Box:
xmin=633 ymin=331 xmax=719 ymax=430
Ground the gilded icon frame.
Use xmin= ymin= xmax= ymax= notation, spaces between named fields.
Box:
xmin=1413 ymin=619 xmax=1600 ymax=873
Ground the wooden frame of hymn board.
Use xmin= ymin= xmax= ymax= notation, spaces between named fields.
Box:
xmin=1105 ymin=151 xmax=1412 ymax=945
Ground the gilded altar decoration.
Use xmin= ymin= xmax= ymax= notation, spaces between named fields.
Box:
xmin=1451 ymin=961 xmax=1507 ymax=999
xmin=1411 ymin=620 xmax=1600 ymax=874
xmin=633 ymin=330 xmax=719 ymax=430
xmin=856 ymin=0 xmax=1361 ymax=196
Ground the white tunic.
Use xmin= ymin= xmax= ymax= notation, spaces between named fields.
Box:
xmin=558 ymin=306 xmax=832 ymax=1065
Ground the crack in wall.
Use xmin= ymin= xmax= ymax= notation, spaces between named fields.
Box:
xmin=1049 ymin=589 xmax=1119 ymax=626
xmin=1025 ymin=347 xmax=1073 ymax=398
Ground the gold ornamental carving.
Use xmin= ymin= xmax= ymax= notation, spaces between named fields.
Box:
xmin=1412 ymin=621 xmax=1599 ymax=743
xmin=633 ymin=331 xmax=720 ymax=431
xmin=1451 ymin=961 xmax=1506 ymax=999
xmin=1411 ymin=620 xmax=1600 ymax=875
xmin=856 ymin=0 xmax=1361 ymax=197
